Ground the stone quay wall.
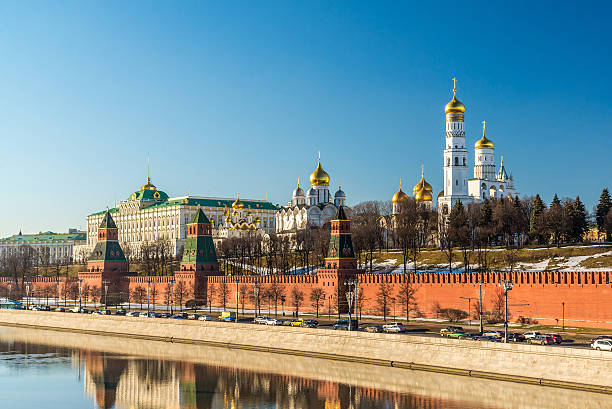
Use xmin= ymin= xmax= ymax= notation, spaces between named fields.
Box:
xmin=0 ymin=310 xmax=610 ymax=393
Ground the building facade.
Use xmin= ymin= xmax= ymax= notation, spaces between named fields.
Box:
xmin=74 ymin=178 xmax=277 ymax=261
xmin=0 ymin=230 xmax=86 ymax=264
xmin=437 ymin=79 xmax=517 ymax=216
xmin=275 ymin=154 xmax=347 ymax=235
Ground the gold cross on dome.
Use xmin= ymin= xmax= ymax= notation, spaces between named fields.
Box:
xmin=452 ymin=77 xmax=457 ymax=92
xmin=482 ymin=120 xmax=486 ymax=135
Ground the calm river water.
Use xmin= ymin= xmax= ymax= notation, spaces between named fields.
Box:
xmin=0 ymin=326 xmax=608 ymax=409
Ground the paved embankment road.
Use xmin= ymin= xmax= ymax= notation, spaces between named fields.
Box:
xmin=0 ymin=310 xmax=610 ymax=393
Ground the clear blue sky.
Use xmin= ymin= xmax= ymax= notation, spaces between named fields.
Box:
xmin=0 ymin=1 xmax=610 ymax=236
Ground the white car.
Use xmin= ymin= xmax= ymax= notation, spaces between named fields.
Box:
xmin=483 ymin=330 xmax=503 ymax=338
xmin=591 ymin=339 xmax=612 ymax=351
xmin=523 ymin=331 xmax=541 ymax=339
xmin=198 ymin=315 xmax=212 ymax=321
xmin=264 ymin=318 xmax=283 ymax=326
xmin=383 ymin=322 xmax=406 ymax=333
xmin=254 ymin=316 xmax=269 ymax=324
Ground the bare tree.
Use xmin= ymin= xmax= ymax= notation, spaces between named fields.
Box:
xmin=132 ymin=286 xmax=146 ymax=310
xmin=174 ymin=281 xmax=190 ymax=312
xmin=217 ymin=281 xmax=230 ymax=311
xmin=290 ymin=287 xmax=305 ymax=318
xmin=396 ymin=280 xmax=418 ymax=322
xmin=376 ymin=281 xmax=392 ymax=321
xmin=206 ymin=282 xmax=216 ymax=313
xmin=309 ymin=287 xmax=325 ymax=318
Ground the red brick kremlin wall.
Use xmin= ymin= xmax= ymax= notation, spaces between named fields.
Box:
xmin=1 ymin=271 xmax=611 ymax=329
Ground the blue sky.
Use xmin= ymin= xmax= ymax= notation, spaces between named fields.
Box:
xmin=0 ymin=1 xmax=610 ymax=236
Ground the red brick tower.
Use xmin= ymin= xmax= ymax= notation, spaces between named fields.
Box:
xmin=318 ymin=206 xmax=360 ymax=313
xmin=87 ymin=210 xmax=127 ymax=275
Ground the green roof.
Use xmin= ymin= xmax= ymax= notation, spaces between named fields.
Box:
xmin=89 ymin=240 xmax=126 ymax=262
xmin=127 ymin=189 xmax=169 ymax=201
xmin=99 ymin=211 xmax=117 ymax=229
xmin=189 ymin=208 xmax=211 ymax=224
xmin=88 ymin=196 xmax=278 ymax=217
xmin=0 ymin=232 xmax=86 ymax=243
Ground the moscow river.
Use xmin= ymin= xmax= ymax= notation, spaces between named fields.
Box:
xmin=0 ymin=326 xmax=608 ymax=409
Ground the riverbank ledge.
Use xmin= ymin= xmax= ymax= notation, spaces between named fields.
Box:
xmin=1 ymin=310 xmax=610 ymax=393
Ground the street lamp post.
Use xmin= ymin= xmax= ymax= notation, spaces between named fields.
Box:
xmin=253 ymin=281 xmax=260 ymax=319
xmin=7 ymin=280 xmax=13 ymax=303
xmin=477 ymin=281 xmax=486 ymax=335
xmin=345 ymin=279 xmax=358 ymax=331
xmin=146 ymin=280 xmax=151 ymax=315
xmin=235 ymin=278 xmax=240 ymax=324
xmin=280 ymin=295 xmax=286 ymax=317
xmin=562 ymin=301 xmax=565 ymax=331
xmin=459 ymin=296 xmax=476 ymax=326
xmin=24 ymin=281 xmax=31 ymax=309
xmin=499 ymin=280 xmax=513 ymax=343
xmin=169 ymin=279 xmax=175 ymax=315
xmin=55 ymin=280 xmax=60 ymax=308
xmin=102 ymin=280 xmax=110 ymax=308
xmin=78 ymin=279 xmax=83 ymax=310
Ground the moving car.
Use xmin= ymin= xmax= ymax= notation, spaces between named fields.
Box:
xmin=446 ymin=330 xmax=468 ymax=339
xmin=483 ymin=330 xmax=503 ymax=338
xmin=126 ymin=311 xmax=139 ymax=317
xmin=69 ymin=307 xmax=87 ymax=313
xmin=139 ymin=311 xmax=159 ymax=318
xmin=440 ymin=326 xmax=464 ymax=337
xmin=254 ymin=316 xmax=269 ymax=324
xmin=546 ymin=333 xmax=562 ymax=344
xmin=524 ymin=331 xmax=541 ymax=339
xmin=364 ymin=325 xmax=383 ymax=333
xmin=290 ymin=319 xmax=304 ymax=327
xmin=264 ymin=318 xmax=283 ymax=326
xmin=188 ymin=313 xmax=200 ymax=320
xmin=198 ymin=315 xmax=212 ymax=321
xmin=458 ymin=333 xmax=479 ymax=340
xmin=383 ymin=322 xmax=406 ymax=333
xmin=114 ymin=309 xmax=127 ymax=316
xmin=507 ymin=333 xmax=526 ymax=342
xmin=159 ymin=312 xmax=172 ymax=318
xmin=333 ymin=319 xmax=358 ymax=331
xmin=591 ymin=339 xmax=612 ymax=351
xmin=528 ymin=335 xmax=554 ymax=345
xmin=301 ymin=320 xmax=318 ymax=328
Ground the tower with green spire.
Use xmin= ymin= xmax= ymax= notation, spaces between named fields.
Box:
xmin=319 ymin=206 xmax=360 ymax=314
xmin=179 ymin=206 xmax=220 ymax=273
xmin=87 ymin=210 xmax=127 ymax=274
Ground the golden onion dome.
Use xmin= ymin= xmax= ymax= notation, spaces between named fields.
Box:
xmin=445 ymin=78 xmax=465 ymax=115
xmin=475 ymin=121 xmax=494 ymax=149
xmin=232 ymin=193 xmax=244 ymax=209
xmin=392 ymin=179 xmax=409 ymax=203
xmin=309 ymin=153 xmax=330 ymax=186
xmin=413 ymin=166 xmax=433 ymax=195
xmin=141 ymin=177 xmax=157 ymax=191
xmin=415 ymin=186 xmax=433 ymax=202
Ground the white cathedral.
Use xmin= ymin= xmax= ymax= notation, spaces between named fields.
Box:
xmin=437 ymin=79 xmax=516 ymax=215
xmin=275 ymin=154 xmax=347 ymax=234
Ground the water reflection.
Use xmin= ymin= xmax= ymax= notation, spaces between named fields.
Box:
xmin=0 ymin=327 xmax=608 ymax=409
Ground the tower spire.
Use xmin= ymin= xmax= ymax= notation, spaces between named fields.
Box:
xmin=421 ymin=164 xmax=425 ymax=177
xmin=452 ymin=77 xmax=457 ymax=96
xmin=147 ymin=157 xmax=151 ymax=184
xmin=482 ymin=120 xmax=486 ymax=136
xmin=297 ymin=177 xmax=300 ymax=187
xmin=399 ymin=177 xmax=402 ymax=189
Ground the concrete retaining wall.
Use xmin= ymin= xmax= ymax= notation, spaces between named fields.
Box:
xmin=0 ymin=310 xmax=610 ymax=392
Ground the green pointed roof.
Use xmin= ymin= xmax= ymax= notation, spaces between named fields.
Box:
xmin=99 ymin=211 xmax=117 ymax=229
xmin=335 ymin=205 xmax=348 ymax=221
xmin=189 ymin=207 xmax=211 ymax=225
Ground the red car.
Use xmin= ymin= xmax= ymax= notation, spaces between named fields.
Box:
xmin=547 ymin=334 xmax=563 ymax=344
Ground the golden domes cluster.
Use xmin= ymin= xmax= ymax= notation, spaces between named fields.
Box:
xmin=392 ymin=166 xmax=433 ymax=204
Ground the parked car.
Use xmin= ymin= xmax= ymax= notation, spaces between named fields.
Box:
xmin=483 ymin=330 xmax=503 ymax=338
xmin=364 ymin=325 xmax=383 ymax=333
xmin=38 ymin=305 xmax=51 ymax=311
xmin=171 ymin=314 xmax=186 ymax=319
xmin=127 ymin=311 xmax=139 ymax=317
xmin=507 ymin=333 xmax=526 ymax=342
xmin=383 ymin=322 xmax=406 ymax=333
xmin=458 ymin=333 xmax=479 ymax=340
xmin=264 ymin=318 xmax=283 ymax=326
xmin=301 ymin=320 xmax=318 ymax=328
xmin=478 ymin=336 xmax=502 ymax=343
xmin=140 ymin=311 xmax=159 ymax=318
xmin=198 ymin=315 xmax=212 ymax=321
xmin=188 ymin=314 xmax=200 ymax=320
xmin=546 ymin=333 xmax=562 ymax=344
xmin=114 ymin=309 xmax=127 ymax=316
xmin=524 ymin=331 xmax=541 ymax=339
xmin=254 ymin=316 xmax=269 ymax=324
xmin=333 ymin=319 xmax=358 ymax=331
xmin=446 ymin=330 xmax=468 ymax=339
xmin=592 ymin=335 xmax=612 ymax=342
xmin=159 ymin=312 xmax=172 ymax=318
xmin=222 ymin=315 xmax=236 ymax=322
xmin=528 ymin=335 xmax=554 ymax=345
xmin=30 ymin=306 xmax=42 ymax=311
xmin=440 ymin=326 xmax=464 ymax=337
xmin=70 ymin=307 xmax=88 ymax=313
xmin=591 ymin=339 xmax=612 ymax=351
xmin=54 ymin=307 xmax=66 ymax=312
xmin=290 ymin=319 xmax=304 ymax=327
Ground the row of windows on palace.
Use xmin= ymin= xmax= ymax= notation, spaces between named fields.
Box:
xmin=0 ymin=245 xmax=72 ymax=258
xmin=88 ymin=216 xmax=275 ymax=232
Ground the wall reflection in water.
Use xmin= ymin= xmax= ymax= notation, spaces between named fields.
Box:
xmin=1 ymin=335 xmax=489 ymax=409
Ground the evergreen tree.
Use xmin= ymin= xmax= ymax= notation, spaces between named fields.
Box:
xmin=479 ymin=199 xmax=492 ymax=228
xmin=570 ymin=196 xmax=588 ymax=242
xmin=529 ymin=194 xmax=546 ymax=243
xmin=596 ymin=188 xmax=612 ymax=240
xmin=548 ymin=194 xmax=564 ymax=247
